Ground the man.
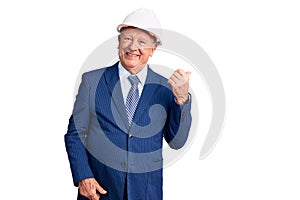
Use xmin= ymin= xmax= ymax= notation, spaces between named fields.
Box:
xmin=65 ymin=8 xmax=192 ymax=200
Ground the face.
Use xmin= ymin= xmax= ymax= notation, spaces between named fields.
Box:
xmin=118 ymin=27 xmax=157 ymax=74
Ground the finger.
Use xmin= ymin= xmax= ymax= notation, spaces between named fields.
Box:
xmin=88 ymin=189 xmax=100 ymax=200
xmin=89 ymin=184 xmax=97 ymax=197
xmin=172 ymin=71 xmax=183 ymax=80
xmin=91 ymin=193 xmax=100 ymax=200
xmin=175 ymin=70 xmax=191 ymax=81
xmin=168 ymin=78 xmax=176 ymax=88
xmin=95 ymin=183 xmax=107 ymax=195
xmin=175 ymin=69 xmax=186 ymax=76
xmin=169 ymin=76 xmax=180 ymax=86
xmin=185 ymin=71 xmax=191 ymax=79
xmin=170 ymin=74 xmax=181 ymax=83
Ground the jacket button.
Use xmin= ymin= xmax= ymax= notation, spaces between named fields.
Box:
xmin=129 ymin=134 xmax=134 ymax=138
xmin=121 ymin=162 xmax=126 ymax=167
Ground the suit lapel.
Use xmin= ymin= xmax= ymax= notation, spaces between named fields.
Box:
xmin=104 ymin=63 xmax=130 ymax=131
xmin=132 ymin=67 xmax=162 ymax=125
xmin=103 ymin=64 xmax=164 ymax=132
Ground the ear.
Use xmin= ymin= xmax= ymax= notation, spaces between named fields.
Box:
xmin=149 ymin=45 xmax=157 ymax=57
xmin=117 ymin=35 xmax=121 ymax=49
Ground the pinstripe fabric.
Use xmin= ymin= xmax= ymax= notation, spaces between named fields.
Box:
xmin=126 ymin=75 xmax=140 ymax=125
xmin=65 ymin=62 xmax=192 ymax=200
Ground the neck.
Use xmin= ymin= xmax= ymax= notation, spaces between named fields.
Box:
xmin=122 ymin=64 xmax=147 ymax=75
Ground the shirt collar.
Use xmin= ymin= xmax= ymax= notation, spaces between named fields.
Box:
xmin=118 ymin=62 xmax=148 ymax=86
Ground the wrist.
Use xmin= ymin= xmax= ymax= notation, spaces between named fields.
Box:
xmin=175 ymin=96 xmax=189 ymax=105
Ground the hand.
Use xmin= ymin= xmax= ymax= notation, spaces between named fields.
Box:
xmin=78 ymin=178 xmax=107 ymax=200
xmin=168 ymin=69 xmax=191 ymax=105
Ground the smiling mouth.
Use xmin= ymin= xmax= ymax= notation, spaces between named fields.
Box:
xmin=125 ymin=52 xmax=140 ymax=58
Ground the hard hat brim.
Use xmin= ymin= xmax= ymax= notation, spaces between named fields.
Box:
xmin=117 ymin=24 xmax=162 ymax=45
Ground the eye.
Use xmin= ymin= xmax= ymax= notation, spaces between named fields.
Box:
xmin=139 ymin=40 xmax=147 ymax=46
xmin=123 ymin=36 xmax=132 ymax=41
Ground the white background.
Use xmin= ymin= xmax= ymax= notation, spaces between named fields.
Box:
xmin=1 ymin=0 xmax=299 ymax=199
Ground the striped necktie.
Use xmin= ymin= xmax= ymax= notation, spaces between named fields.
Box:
xmin=126 ymin=75 xmax=140 ymax=125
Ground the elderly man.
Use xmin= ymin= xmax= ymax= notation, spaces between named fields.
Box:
xmin=65 ymin=8 xmax=192 ymax=200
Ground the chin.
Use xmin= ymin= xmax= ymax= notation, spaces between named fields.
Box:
xmin=123 ymin=60 xmax=140 ymax=68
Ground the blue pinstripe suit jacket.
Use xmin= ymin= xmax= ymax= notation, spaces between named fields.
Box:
xmin=65 ymin=62 xmax=192 ymax=200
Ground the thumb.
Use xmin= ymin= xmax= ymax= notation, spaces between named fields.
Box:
xmin=186 ymin=71 xmax=191 ymax=78
xmin=95 ymin=182 xmax=107 ymax=195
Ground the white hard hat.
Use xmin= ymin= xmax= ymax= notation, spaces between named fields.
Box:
xmin=117 ymin=8 xmax=162 ymax=45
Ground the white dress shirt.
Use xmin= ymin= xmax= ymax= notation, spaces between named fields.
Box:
xmin=118 ymin=62 xmax=148 ymax=104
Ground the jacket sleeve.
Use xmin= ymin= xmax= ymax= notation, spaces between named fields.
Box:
xmin=164 ymin=94 xmax=192 ymax=149
xmin=64 ymin=73 xmax=94 ymax=186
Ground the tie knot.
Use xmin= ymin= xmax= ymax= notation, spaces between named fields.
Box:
xmin=128 ymin=75 xmax=140 ymax=86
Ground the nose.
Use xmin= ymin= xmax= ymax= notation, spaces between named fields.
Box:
xmin=128 ymin=39 xmax=139 ymax=51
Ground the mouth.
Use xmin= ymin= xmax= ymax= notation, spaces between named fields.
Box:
xmin=125 ymin=52 xmax=140 ymax=59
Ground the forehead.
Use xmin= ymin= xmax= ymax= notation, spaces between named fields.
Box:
xmin=121 ymin=27 xmax=153 ymax=39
